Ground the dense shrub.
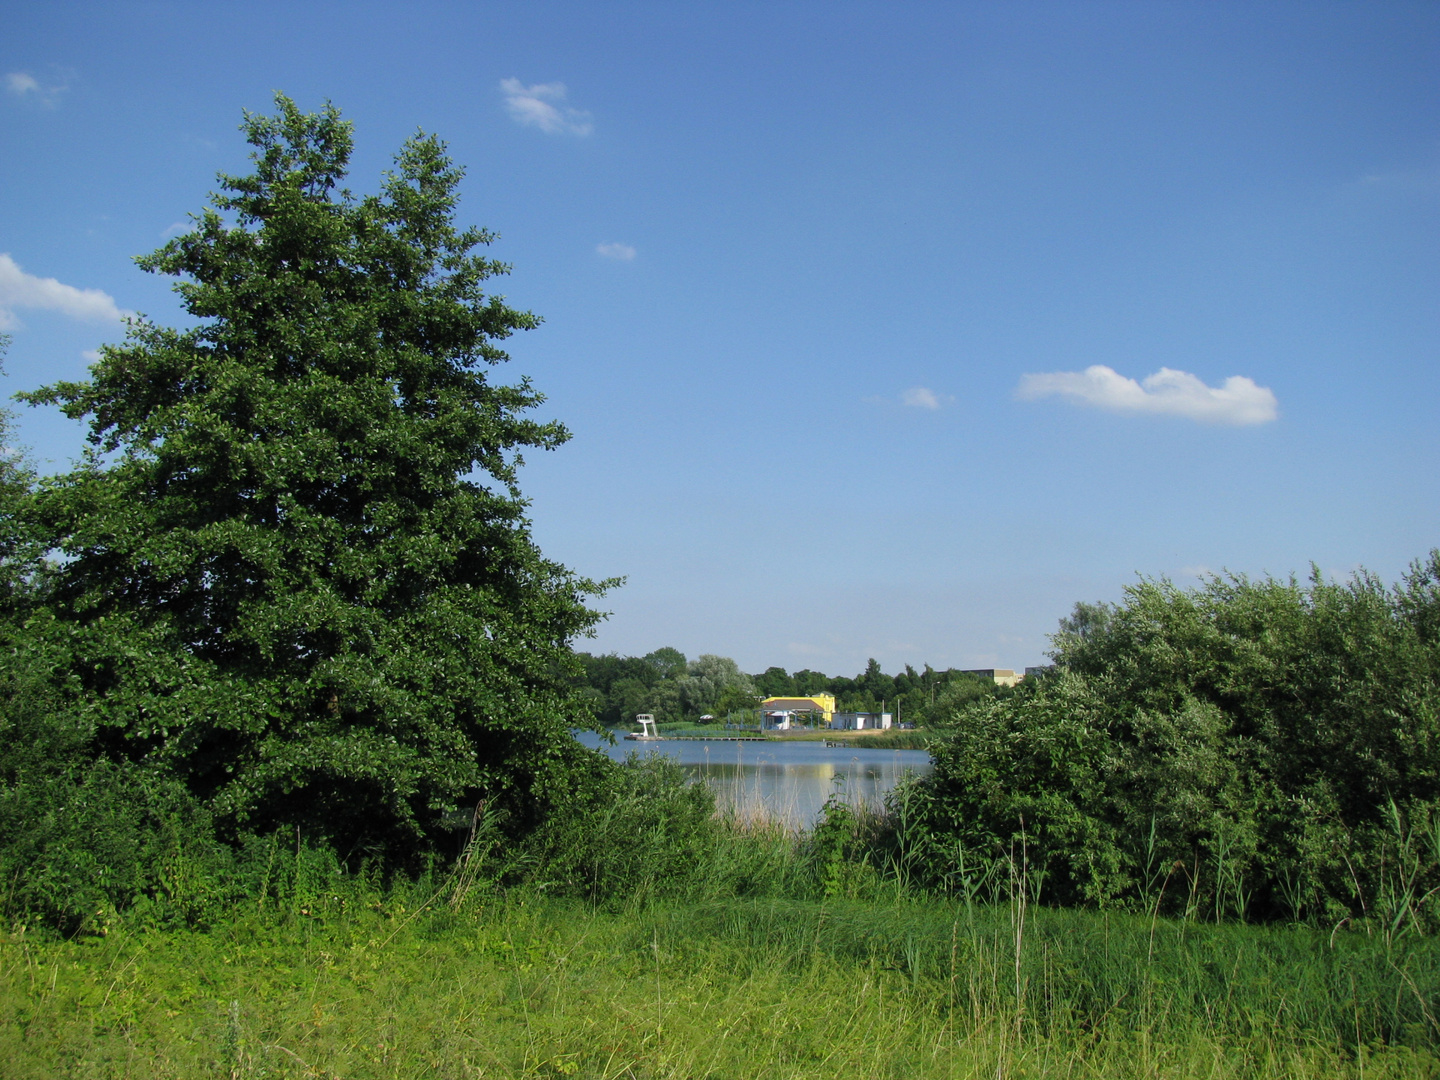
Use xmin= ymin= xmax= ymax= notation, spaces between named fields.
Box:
xmin=505 ymin=754 xmax=721 ymax=904
xmin=907 ymin=553 xmax=1440 ymax=927
xmin=0 ymin=760 xmax=225 ymax=934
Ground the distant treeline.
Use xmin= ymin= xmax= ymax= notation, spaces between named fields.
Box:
xmin=573 ymin=651 xmax=1003 ymax=727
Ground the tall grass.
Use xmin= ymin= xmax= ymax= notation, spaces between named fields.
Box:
xmin=842 ymin=729 xmax=934 ymax=750
xmin=4 ymin=886 xmax=1438 ymax=1078
xmin=7 ymin=756 xmax=1440 ymax=1076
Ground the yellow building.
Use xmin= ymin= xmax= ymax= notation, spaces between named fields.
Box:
xmin=760 ymin=694 xmax=837 ymax=728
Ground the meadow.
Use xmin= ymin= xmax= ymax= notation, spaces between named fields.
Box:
xmin=4 ymin=812 xmax=1440 ymax=1080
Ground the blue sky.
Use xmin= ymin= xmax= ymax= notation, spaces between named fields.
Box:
xmin=3 ymin=2 xmax=1437 ymax=676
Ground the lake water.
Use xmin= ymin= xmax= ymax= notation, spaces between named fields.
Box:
xmin=572 ymin=731 xmax=932 ymax=829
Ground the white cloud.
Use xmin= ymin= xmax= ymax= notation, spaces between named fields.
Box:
xmin=862 ymin=386 xmax=954 ymax=410
xmin=81 ymin=349 xmax=101 ymax=363
xmin=1016 ymin=365 xmax=1277 ymax=425
xmin=161 ymin=221 xmax=189 ymax=238
xmin=0 ymin=253 xmax=128 ymax=329
xmin=5 ymin=70 xmax=69 ymax=107
xmin=499 ymin=78 xmax=593 ymax=136
xmin=901 ymin=386 xmax=941 ymax=410
xmin=596 ymin=242 xmax=636 ymax=261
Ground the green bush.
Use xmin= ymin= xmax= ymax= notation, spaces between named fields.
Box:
xmin=0 ymin=760 xmax=227 ymax=934
xmin=908 ymin=553 xmax=1440 ymax=927
xmin=505 ymin=754 xmax=718 ymax=904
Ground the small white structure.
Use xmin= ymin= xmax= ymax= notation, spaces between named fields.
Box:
xmin=830 ymin=712 xmax=893 ymax=731
xmin=624 ymin=714 xmax=659 ymax=740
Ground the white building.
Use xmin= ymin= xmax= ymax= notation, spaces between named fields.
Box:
xmin=762 ymin=711 xmax=795 ymax=730
xmin=830 ymin=711 xmax=892 ymax=731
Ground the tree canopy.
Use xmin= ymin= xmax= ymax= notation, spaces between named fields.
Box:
xmin=21 ymin=96 xmax=611 ymax=854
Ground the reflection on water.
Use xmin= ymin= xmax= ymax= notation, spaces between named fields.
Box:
xmin=572 ymin=731 xmax=932 ymax=828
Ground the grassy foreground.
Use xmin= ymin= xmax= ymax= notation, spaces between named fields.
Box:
xmin=4 ymin=891 xmax=1439 ymax=1079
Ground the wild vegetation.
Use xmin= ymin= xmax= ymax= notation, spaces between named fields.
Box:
xmin=3 ymin=97 xmax=1439 ymax=1076
xmin=4 ymin=797 xmax=1440 ymax=1078
xmin=901 ymin=556 xmax=1440 ymax=934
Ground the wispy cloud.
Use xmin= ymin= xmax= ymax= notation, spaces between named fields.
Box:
xmin=1356 ymin=163 xmax=1440 ymax=194
xmin=901 ymin=386 xmax=942 ymax=410
xmin=5 ymin=70 xmax=70 ymax=107
xmin=596 ymin=242 xmax=636 ymax=261
xmin=862 ymin=386 xmax=954 ymax=411
xmin=0 ymin=254 xmax=127 ymax=330
xmin=1016 ymin=365 xmax=1277 ymax=425
xmin=499 ymin=78 xmax=593 ymax=136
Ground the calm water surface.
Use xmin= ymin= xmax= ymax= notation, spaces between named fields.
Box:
xmin=573 ymin=731 xmax=932 ymax=828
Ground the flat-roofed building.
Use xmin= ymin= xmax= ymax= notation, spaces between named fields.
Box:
xmin=960 ymin=668 xmax=1023 ymax=687
xmin=830 ymin=711 xmax=893 ymax=731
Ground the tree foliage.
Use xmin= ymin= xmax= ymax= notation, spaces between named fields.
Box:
xmin=19 ymin=97 xmax=611 ymax=855
xmin=676 ymin=654 xmax=756 ymax=719
xmin=0 ymin=334 xmax=46 ymax=613
xmin=907 ymin=556 xmax=1440 ymax=925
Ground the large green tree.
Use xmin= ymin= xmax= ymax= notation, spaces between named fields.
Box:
xmin=676 ymin=654 xmax=755 ymax=720
xmin=23 ymin=97 xmax=611 ymax=855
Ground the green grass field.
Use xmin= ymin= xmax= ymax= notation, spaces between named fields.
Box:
xmin=5 ymin=888 xmax=1438 ymax=1079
